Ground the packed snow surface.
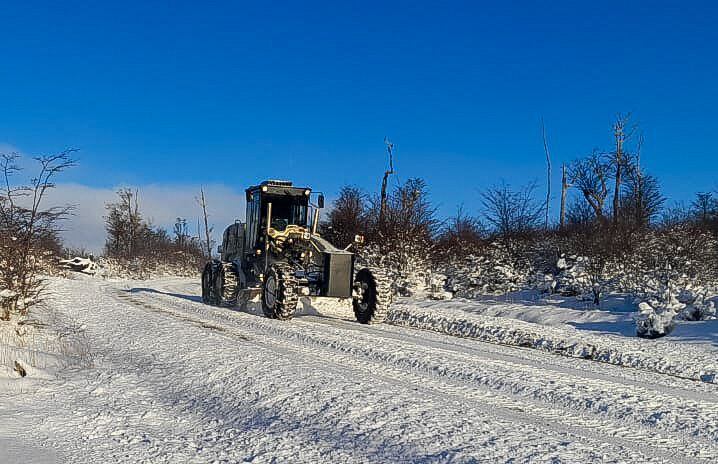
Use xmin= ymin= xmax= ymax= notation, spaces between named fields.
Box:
xmin=389 ymin=299 xmax=718 ymax=384
xmin=2 ymin=276 xmax=718 ymax=463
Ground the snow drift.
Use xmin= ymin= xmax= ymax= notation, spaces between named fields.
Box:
xmin=387 ymin=302 xmax=718 ymax=384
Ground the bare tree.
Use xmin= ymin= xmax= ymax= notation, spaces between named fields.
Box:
xmin=691 ymin=192 xmax=717 ymax=224
xmin=104 ymin=189 xmax=142 ymax=259
xmin=481 ymin=181 xmax=542 ymax=238
xmin=174 ymin=218 xmax=190 ymax=249
xmin=379 ymin=178 xmax=438 ymax=242
xmin=559 ymin=163 xmax=571 ymax=229
xmin=621 ymin=167 xmax=664 ymax=228
xmin=324 ymin=186 xmax=368 ymax=247
xmin=609 ymin=114 xmax=636 ymax=224
xmin=198 ymin=187 xmax=213 ymax=259
xmin=0 ymin=152 xmax=76 ymax=319
xmin=541 ymin=118 xmax=552 ymax=229
xmin=378 ymin=137 xmax=396 ymax=228
xmin=105 ymin=190 xmax=206 ymax=271
xmin=565 ymin=196 xmax=596 ymax=226
xmin=569 ymin=151 xmax=610 ymax=220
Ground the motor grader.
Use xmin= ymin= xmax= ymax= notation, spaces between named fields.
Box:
xmin=201 ymin=180 xmax=392 ymax=323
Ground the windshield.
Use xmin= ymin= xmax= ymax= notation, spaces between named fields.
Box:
xmin=264 ymin=198 xmax=308 ymax=231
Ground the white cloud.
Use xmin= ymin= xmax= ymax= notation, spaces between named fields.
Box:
xmin=46 ymin=183 xmax=247 ymax=254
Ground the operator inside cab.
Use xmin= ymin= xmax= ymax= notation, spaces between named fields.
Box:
xmin=262 ymin=199 xmax=308 ymax=232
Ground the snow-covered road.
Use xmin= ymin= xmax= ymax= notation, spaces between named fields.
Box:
xmin=4 ymin=276 xmax=718 ymax=463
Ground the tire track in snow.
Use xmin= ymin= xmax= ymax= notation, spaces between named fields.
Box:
xmin=166 ymin=278 xmax=718 ymax=400
xmin=112 ymin=283 xmax=717 ymax=463
xmin=155 ymin=279 xmax=718 ymax=407
xmin=109 ymin=289 xmax=665 ymax=462
xmin=301 ymin=313 xmax=718 ymax=403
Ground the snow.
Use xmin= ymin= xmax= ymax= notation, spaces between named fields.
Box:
xmin=58 ymin=257 xmax=101 ymax=274
xmin=389 ymin=300 xmax=718 ymax=383
xmin=2 ymin=276 xmax=718 ymax=462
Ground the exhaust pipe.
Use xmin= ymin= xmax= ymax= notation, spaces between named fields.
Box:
xmin=265 ymin=202 xmax=272 ymax=271
xmin=311 ymin=207 xmax=320 ymax=235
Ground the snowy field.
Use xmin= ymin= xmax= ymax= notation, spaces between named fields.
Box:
xmin=2 ymin=275 xmax=718 ymax=463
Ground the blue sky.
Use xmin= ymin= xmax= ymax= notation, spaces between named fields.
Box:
xmin=2 ymin=1 xmax=717 ymax=245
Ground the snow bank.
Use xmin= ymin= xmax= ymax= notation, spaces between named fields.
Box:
xmin=59 ymin=257 xmax=102 ymax=275
xmin=387 ymin=303 xmax=718 ymax=384
xmin=58 ymin=256 xmax=201 ymax=280
xmin=0 ymin=308 xmax=93 ymax=388
xmin=99 ymin=257 xmax=200 ymax=279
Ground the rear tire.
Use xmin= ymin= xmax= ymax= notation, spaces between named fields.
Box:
xmin=353 ymin=268 xmax=392 ymax=324
xmin=201 ymin=261 xmax=219 ymax=305
xmin=216 ymin=262 xmax=240 ymax=307
xmin=262 ymin=263 xmax=299 ymax=320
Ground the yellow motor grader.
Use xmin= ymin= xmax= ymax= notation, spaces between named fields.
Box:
xmin=201 ymin=180 xmax=392 ymax=323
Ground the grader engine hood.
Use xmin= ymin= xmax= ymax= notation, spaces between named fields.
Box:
xmin=309 ymin=235 xmax=354 ymax=298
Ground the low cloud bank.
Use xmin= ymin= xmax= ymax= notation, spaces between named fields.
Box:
xmin=47 ymin=183 xmax=246 ymax=254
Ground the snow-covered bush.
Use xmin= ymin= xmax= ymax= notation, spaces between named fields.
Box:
xmin=635 ymin=300 xmax=677 ymax=338
xmin=678 ymin=288 xmax=718 ymax=321
xmin=553 ymin=255 xmax=591 ymax=296
xmin=529 ymin=272 xmax=556 ymax=294
xmin=99 ymin=255 xmax=202 ymax=279
xmin=59 ymin=257 xmax=102 ymax=275
xmin=441 ymin=241 xmax=533 ymax=297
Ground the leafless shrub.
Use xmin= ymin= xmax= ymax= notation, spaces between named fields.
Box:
xmin=480 ymin=181 xmax=542 ymax=240
xmin=371 ymin=178 xmax=439 ymax=252
xmin=569 ymin=151 xmax=610 ymax=221
xmin=323 ymin=186 xmax=369 ymax=248
xmin=435 ymin=205 xmax=485 ymax=258
xmin=620 ymin=168 xmax=665 ymax=229
xmin=0 ymin=151 xmax=76 ymax=320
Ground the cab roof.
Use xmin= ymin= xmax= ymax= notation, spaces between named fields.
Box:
xmin=246 ymin=180 xmax=311 ymax=200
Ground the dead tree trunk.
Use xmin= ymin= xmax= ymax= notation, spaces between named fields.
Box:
xmin=379 ymin=138 xmax=395 ymax=227
xmin=612 ymin=116 xmax=627 ymax=225
xmin=541 ymin=118 xmax=551 ymax=229
xmin=128 ymin=190 xmax=140 ymax=258
xmin=199 ymin=188 xmax=212 ymax=259
xmin=560 ymin=164 xmax=569 ymax=229
xmin=634 ymin=134 xmax=644 ymax=227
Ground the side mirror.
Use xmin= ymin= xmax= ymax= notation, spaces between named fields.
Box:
xmin=317 ymin=194 xmax=325 ymax=209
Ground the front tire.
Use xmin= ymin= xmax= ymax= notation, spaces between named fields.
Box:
xmin=353 ymin=268 xmax=392 ymax=324
xmin=262 ymin=263 xmax=299 ymax=320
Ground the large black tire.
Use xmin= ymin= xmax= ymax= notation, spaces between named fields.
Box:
xmin=262 ymin=263 xmax=299 ymax=320
xmin=353 ymin=268 xmax=392 ymax=324
xmin=201 ymin=261 xmax=219 ymax=305
xmin=215 ymin=262 xmax=240 ymax=307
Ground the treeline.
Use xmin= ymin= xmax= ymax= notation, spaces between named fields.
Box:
xmin=103 ymin=188 xmax=210 ymax=273
xmin=324 ymin=116 xmax=718 ymax=306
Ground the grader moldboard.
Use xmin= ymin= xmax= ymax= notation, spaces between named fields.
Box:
xmin=201 ymin=180 xmax=392 ymax=323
